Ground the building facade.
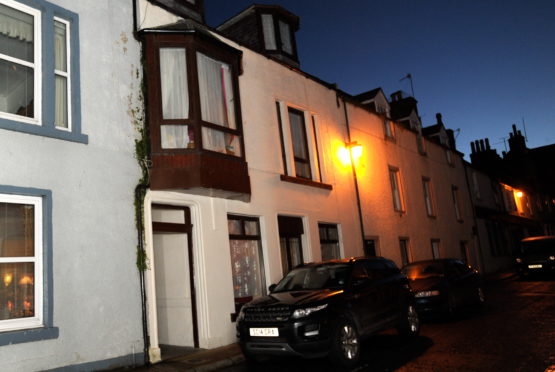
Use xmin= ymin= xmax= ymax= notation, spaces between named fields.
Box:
xmin=134 ymin=0 xmax=478 ymax=363
xmin=0 ymin=0 xmax=143 ymax=370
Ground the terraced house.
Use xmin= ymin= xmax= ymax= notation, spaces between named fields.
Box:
xmin=134 ymin=0 xmax=476 ymax=364
xmin=0 ymin=0 xmax=143 ymax=370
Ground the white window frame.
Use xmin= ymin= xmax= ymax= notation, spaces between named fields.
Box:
xmin=431 ymin=239 xmax=440 ymax=259
xmin=0 ymin=0 xmax=42 ymax=126
xmin=0 ymin=193 xmax=43 ymax=332
xmin=277 ymin=101 xmax=322 ymax=182
xmin=53 ymin=16 xmax=71 ymax=131
xmin=422 ymin=177 xmax=435 ymax=217
xmin=389 ymin=166 xmax=405 ymax=212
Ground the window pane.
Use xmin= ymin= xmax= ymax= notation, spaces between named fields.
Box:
xmin=229 ymin=240 xmax=264 ymax=301
xmin=321 ymin=243 xmax=340 ymax=261
xmin=0 ymin=59 xmax=34 ymax=118
xmin=0 ymin=202 xmax=34 ymax=257
xmin=261 ymin=14 xmax=276 ymax=50
xmin=278 ymin=20 xmax=292 ymax=54
xmin=0 ymin=263 xmax=35 ymax=320
xmin=202 ymin=127 xmax=241 ymax=157
xmin=390 ymin=170 xmax=402 ymax=211
xmin=161 ymin=124 xmax=193 ymax=149
xmin=160 ymin=48 xmax=189 ymax=119
xmin=288 ymin=109 xmax=311 ymax=178
xmin=54 ymin=75 xmax=68 ymax=128
xmin=227 ymin=219 xmax=241 ymax=235
xmin=244 ymin=221 xmax=259 ymax=236
xmin=0 ymin=3 xmax=34 ymax=62
xmin=197 ymin=52 xmax=236 ymax=129
xmin=54 ymin=21 xmax=67 ymax=72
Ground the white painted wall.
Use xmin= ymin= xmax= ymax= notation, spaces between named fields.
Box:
xmin=0 ymin=1 xmax=143 ymax=371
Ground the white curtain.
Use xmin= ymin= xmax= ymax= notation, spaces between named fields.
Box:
xmin=161 ymin=125 xmax=190 ymax=149
xmin=229 ymin=240 xmax=263 ymax=299
xmin=261 ymin=14 xmax=276 ymax=50
xmin=202 ymin=127 xmax=241 ymax=156
xmin=0 ymin=4 xmax=33 ymax=42
xmin=54 ymin=21 xmax=66 ymax=72
xmin=54 ymin=76 xmax=67 ymax=128
xmin=197 ymin=52 xmax=235 ymax=129
xmin=278 ymin=20 xmax=292 ymax=54
xmin=160 ymin=48 xmax=189 ymax=119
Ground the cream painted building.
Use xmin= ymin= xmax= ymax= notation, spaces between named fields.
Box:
xmin=134 ymin=0 xmax=477 ymax=363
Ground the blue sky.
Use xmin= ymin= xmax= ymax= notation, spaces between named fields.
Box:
xmin=205 ymin=0 xmax=555 ymax=158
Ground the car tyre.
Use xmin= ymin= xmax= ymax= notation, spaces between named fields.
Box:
xmin=329 ymin=319 xmax=361 ymax=369
xmin=476 ymin=287 xmax=486 ymax=306
xmin=397 ymin=303 xmax=420 ymax=339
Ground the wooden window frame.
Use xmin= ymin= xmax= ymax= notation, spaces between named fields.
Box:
xmin=145 ymin=33 xmax=245 ymax=160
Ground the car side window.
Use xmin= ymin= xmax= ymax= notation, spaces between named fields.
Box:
xmin=351 ymin=263 xmax=370 ymax=286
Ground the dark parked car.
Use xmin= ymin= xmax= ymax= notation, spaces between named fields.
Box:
xmin=516 ymin=236 xmax=555 ymax=277
xmin=236 ymin=257 xmax=419 ymax=369
xmin=401 ymin=259 xmax=485 ymax=317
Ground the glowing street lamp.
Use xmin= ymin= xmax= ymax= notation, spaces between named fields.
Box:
xmin=339 ymin=141 xmax=363 ymax=166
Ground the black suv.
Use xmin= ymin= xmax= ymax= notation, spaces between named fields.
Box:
xmin=236 ymin=257 xmax=419 ymax=368
xmin=516 ymin=236 xmax=555 ymax=277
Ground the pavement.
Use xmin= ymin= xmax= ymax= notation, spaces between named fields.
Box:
xmin=115 ymin=269 xmax=517 ymax=372
xmin=116 ymin=343 xmax=244 ymax=372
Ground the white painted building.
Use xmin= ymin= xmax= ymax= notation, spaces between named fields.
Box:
xmin=135 ymin=0 xmax=477 ymax=364
xmin=0 ymin=0 xmax=144 ymax=370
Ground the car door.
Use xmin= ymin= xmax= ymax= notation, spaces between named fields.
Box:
xmin=348 ymin=262 xmax=382 ymax=334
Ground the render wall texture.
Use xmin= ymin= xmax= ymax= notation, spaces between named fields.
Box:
xmin=0 ymin=1 xmax=143 ymax=370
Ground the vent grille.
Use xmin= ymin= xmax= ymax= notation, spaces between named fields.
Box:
xmin=244 ymin=306 xmax=291 ymax=322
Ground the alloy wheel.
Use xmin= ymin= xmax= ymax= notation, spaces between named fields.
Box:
xmin=339 ymin=324 xmax=359 ymax=360
xmin=407 ymin=305 xmax=419 ymax=333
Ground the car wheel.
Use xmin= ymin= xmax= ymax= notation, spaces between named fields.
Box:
xmin=329 ymin=319 xmax=360 ymax=369
xmin=476 ymin=287 xmax=485 ymax=306
xmin=446 ymin=294 xmax=457 ymax=318
xmin=398 ymin=304 xmax=420 ymax=339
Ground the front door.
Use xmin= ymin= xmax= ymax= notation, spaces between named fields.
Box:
xmin=278 ymin=216 xmax=304 ymax=275
xmin=152 ymin=205 xmax=198 ymax=353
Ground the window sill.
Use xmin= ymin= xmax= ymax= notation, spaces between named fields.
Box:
xmin=0 ymin=326 xmax=59 ymax=346
xmin=280 ymin=175 xmax=333 ymax=190
xmin=0 ymin=118 xmax=88 ymax=144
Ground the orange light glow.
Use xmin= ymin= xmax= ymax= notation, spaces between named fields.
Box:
xmin=338 ymin=141 xmax=363 ymax=166
xmin=3 ymin=273 xmax=13 ymax=287
xmin=515 ymin=191 xmax=523 ymax=198
xmin=19 ymin=275 xmax=34 ymax=285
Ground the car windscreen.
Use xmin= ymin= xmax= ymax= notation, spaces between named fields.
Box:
xmin=273 ymin=264 xmax=351 ymax=292
xmin=402 ymin=262 xmax=445 ymax=280
xmin=521 ymin=240 xmax=555 ymax=256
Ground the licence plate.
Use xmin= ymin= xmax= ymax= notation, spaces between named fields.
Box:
xmin=528 ymin=264 xmax=543 ymax=269
xmin=249 ymin=327 xmax=279 ymax=337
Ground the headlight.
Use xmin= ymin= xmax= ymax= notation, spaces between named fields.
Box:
xmin=236 ymin=306 xmax=246 ymax=322
xmin=516 ymin=257 xmax=522 ymax=263
xmin=415 ymin=290 xmax=440 ymax=298
xmin=292 ymin=304 xmax=328 ymax=319
xmin=549 ymin=256 xmax=555 ymax=261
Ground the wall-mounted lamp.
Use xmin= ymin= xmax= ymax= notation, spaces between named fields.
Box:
xmin=339 ymin=141 xmax=363 ymax=166
xmin=515 ymin=191 xmax=523 ymax=198
xmin=347 ymin=141 xmax=363 ymax=159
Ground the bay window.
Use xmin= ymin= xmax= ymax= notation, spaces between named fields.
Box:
xmin=145 ymin=31 xmax=250 ymax=198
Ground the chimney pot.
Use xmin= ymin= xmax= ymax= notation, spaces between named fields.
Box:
xmin=485 ymin=138 xmax=491 ymax=150
xmin=436 ymin=113 xmax=443 ymax=125
xmin=512 ymin=124 xmax=517 ymax=135
xmin=479 ymin=139 xmax=485 ymax=152
xmin=471 ymin=141 xmax=476 ymax=154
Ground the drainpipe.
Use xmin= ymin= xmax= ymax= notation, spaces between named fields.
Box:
xmin=341 ymin=97 xmax=366 ymax=253
xmin=462 ymin=163 xmax=486 ymax=274
xmin=135 ymin=184 xmax=150 ymax=365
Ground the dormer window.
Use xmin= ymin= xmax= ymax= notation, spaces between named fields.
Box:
xmin=261 ymin=13 xmax=294 ymax=57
